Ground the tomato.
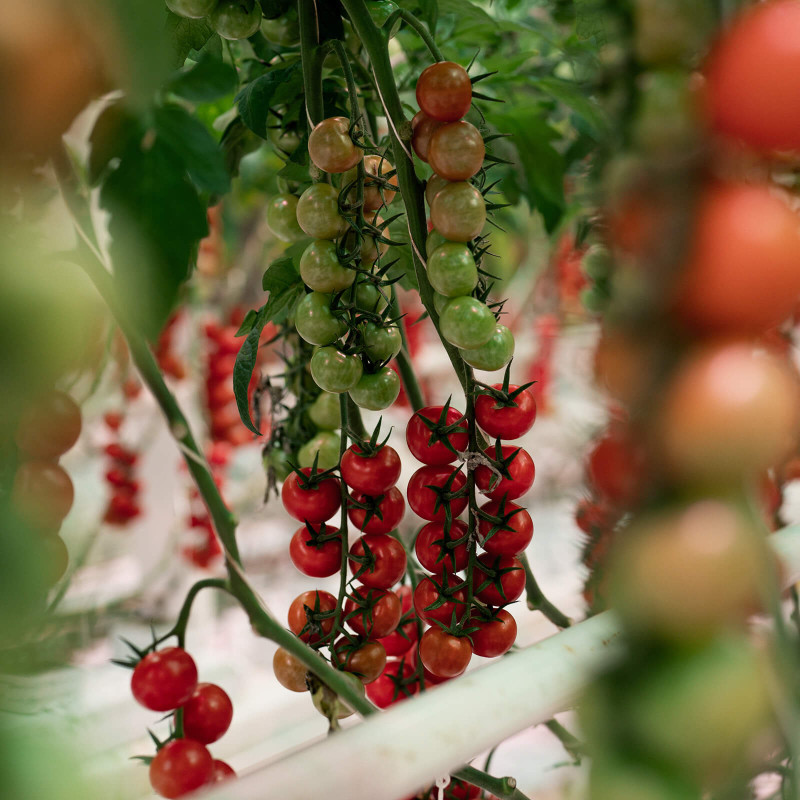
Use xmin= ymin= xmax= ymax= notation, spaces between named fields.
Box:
xmin=15 ymin=390 xmax=81 ymax=460
xmin=407 ymin=465 xmax=468 ymax=521
xmin=310 ymin=346 xmax=364 ymax=394
xmin=472 ymin=554 xmax=525 ymax=605
xmin=308 ymin=117 xmax=362 ymax=175
xmin=281 ymin=468 xmax=342 ymax=524
xmin=181 ymin=683 xmax=233 ymax=745
xmin=478 ymin=500 xmax=533 ymax=556
xmin=469 ymin=608 xmax=517 ymax=658
xmin=475 ymin=385 xmax=536 ymax=440
xmin=425 ymin=173 xmax=450 ymax=207
xmin=294 ymin=292 xmax=346 ymax=346
xmin=460 ymin=324 xmax=515 ymax=372
xmin=367 ymin=0 xmax=400 ymax=34
xmin=429 ymin=121 xmax=485 ymax=182
xmin=342 ymin=211 xmax=389 ymax=266
xmin=366 ymin=657 xmax=418 ymax=708
xmin=349 ymin=533 xmax=407 ymax=589
xmin=131 ymin=647 xmax=198 ymax=712
xmin=362 ymin=321 xmax=402 ymax=362
xmin=657 ymin=341 xmax=800 ymax=482
xmin=587 ymin=426 xmax=647 ymax=508
xmin=432 ymin=292 xmax=449 ymax=316
xmin=149 ymin=739 xmax=213 ymax=799
xmin=427 ymin=243 xmax=478 ymax=298
xmin=296 ymin=184 xmax=347 ymax=240
xmin=355 ymin=281 xmax=389 ymax=314
xmin=379 ymin=586 xmax=419 ymax=656
xmin=266 ymin=194 xmax=305 ymax=242
xmin=419 ymin=627 xmax=472 ymax=678
xmin=705 ymin=0 xmax=800 ymax=153
xmin=344 ymin=154 xmax=398 ymax=211
xmin=41 ymin=534 xmax=69 ymax=585
xmin=416 ymin=61 xmax=472 ymax=122
xmin=413 ymin=574 xmax=468 ymax=626
xmin=610 ymin=501 xmax=767 ymax=641
xmin=474 ymin=445 xmax=535 ymax=501
xmin=332 ymin=638 xmax=387 ymax=683
xmin=210 ymin=0 xmax=262 ymax=40
xmin=11 ymin=460 xmax=74 ymax=530
xmin=349 ymin=366 xmax=401 ymax=410
xmin=439 ymin=297 xmax=496 ymax=350
xmin=210 ymin=760 xmax=236 ymax=783
xmin=415 ymin=519 xmax=469 ymax=573
xmin=261 ymin=9 xmax=300 ymax=46
xmin=272 ymin=647 xmax=309 ymax=692
xmin=340 ymin=443 xmax=401 ymax=496
xmin=348 ymin=487 xmax=405 ymax=533
xmin=427 ymin=229 xmax=448 ymax=257
xmin=288 ymin=589 xmax=337 ymax=643
xmin=673 ymin=182 xmax=800 ymax=334
xmin=344 ymin=585 xmax=402 ymax=638
xmin=297 ymin=431 xmax=341 ymax=470
xmin=166 ymin=0 xmax=217 ymax=19
xmin=406 ymin=405 xmax=468 ymax=465
xmin=411 ymin=111 xmax=445 ymax=162
xmin=268 ymin=124 xmax=301 ymax=155
xmin=289 ymin=523 xmax=342 ymax=577
xmin=300 ymin=240 xmax=356 ymax=293
xmin=431 ymin=182 xmax=486 ymax=242
xmin=308 ymin=391 xmax=341 ymax=430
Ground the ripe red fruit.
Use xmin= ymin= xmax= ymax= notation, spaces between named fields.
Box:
xmin=411 ymin=111 xmax=445 ymax=162
xmin=181 ymin=683 xmax=234 ymax=744
xmin=406 ymin=406 xmax=469 ymax=465
xmin=131 ymin=647 xmax=198 ymax=712
xmin=586 ymin=427 xmax=647 ymax=508
xmin=149 ymin=739 xmax=213 ymax=799
xmin=347 ymin=487 xmax=406 ymax=534
xmin=348 ymin=533 xmax=407 ymax=589
xmin=474 ymin=446 xmax=535 ymax=502
xmin=472 ymin=554 xmax=525 ymax=606
xmin=366 ymin=658 xmax=418 ymax=708
xmin=416 ymin=61 xmax=472 ymax=122
xmin=287 ymin=590 xmax=338 ymax=643
xmin=415 ymin=519 xmax=469 ymax=573
xmin=474 ymin=385 xmax=537 ymax=439
xmin=281 ymin=468 xmax=342 ymax=524
xmin=289 ymin=523 xmax=342 ymax=578
xmin=210 ymin=760 xmax=236 ymax=783
xmin=478 ymin=501 xmax=533 ymax=556
xmin=344 ymin=586 xmax=403 ymax=639
xmin=378 ymin=586 xmax=419 ymax=656
xmin=340 ymin=444 xmax=401 ymax=496
xmin=15 ymin=390 xmax=82 ymax=460
xmin=418 ymin=627 xmax=472 ymax=678
xmin=413 ymin=575 xmax=467 ymax=626
xmin=469 ymin=609 xmax=517 ymax=658
xmin=407 ymin=465 xmax=468 ymax=521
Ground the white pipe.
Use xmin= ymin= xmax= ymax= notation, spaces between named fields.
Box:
xmin=200 ymin=525 xmax=800 ymax=800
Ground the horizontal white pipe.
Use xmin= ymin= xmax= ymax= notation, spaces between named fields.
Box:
xmin=200 ymin=525 xmax=800 ymax=800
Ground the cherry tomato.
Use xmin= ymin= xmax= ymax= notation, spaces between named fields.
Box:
xmin=300 ymin=239 xmax=356 ymax=293
xmin=407 ymin=465 xmax=468 ymax=521
xmin=266 ymin=194 xmax=305 ymax=242
xmin=366 ymin=657 xmax=418 ymax=708
xmin=475 ymin=385 xmax=536 ymax=439
xmin=474 ymin=445 xmax=535 ymax=501
xmin=344 ymin=154 xmax=398 ymax=210
xmin=294 ymin=292 xmax=346 ymax=346
xmin=261 ymin=8 xmax=300 ymax=46
xmin=413 ymin=574 xmax=467 ymax=626
xmin=411 ymin=111 xmax=445 ymax=162
xmin=308 ymin=116 xmax=363 ymax=173
xmin=210 ymin=760 xmax=236 ymax=783
xmin=211 ymin=0 xmax=262 ymax=40
xmin=574 ymin=497 xmax=619 ymax=536
xmin=406 ymin=406 xmax=468 ymax=465
xmin=287 ymin=589 xmax=337 ymax=643
xmin=355 ymin=281 xmax=389 ymax=314
xmin=41 ymin=534 xmax=69 ymax=585
xmin=307 ymin=391 xmax=341 ymax=430
xmin=182 ymin=683 xmax=233 ymax=745
xmin=273 ymin=647 xmax=309 ymax=692
xmin=149 ymin=739 xmax=213 ymax=799
xmin=344 ymin=585 xmax=402 ymax=638
xmin=131 ymin=647 xmax=198 ymax=712
xmin=460 ymin=324 xmax=515 ymax=372
xmin=587 ymin=426 xmax=647 ymax=508
xmin=289 ymin=523 xmax=342 ymax=577
xmin=332 ymin=638 xmax=387 ymax=683
xmin=166 ymin=0 xmax=217 ymax=18
xmin=281 ymin=468 xmax=342 ymax=524
xmin=416 ymin=61 xmax=472 ymax=122
xmin=439 ymin=296 xmax=496 ymax=350
xmin=349 ymin=367 xmax=401 ymax=411
xmin=415 ymin=519 xmax=469 ymax=573
xmin=297 ymin=431 xmax=341 ymax=471
xmin=15 ymin=390 xmax=81 ymax=460
xmin=378 ymin=586 xmax=419 ymax=656
xmin=347 ymin=487 xmax=406 ymax=533
xmin=349 ymin=533 xmax=407 ymax=589
xmin=419 ymin=627 xmax=473 ymax=678
xmin=296 ymin=183 xmax=347 ymax=240
xmin=431 ymin=182 xmax=486 ymax=242
xmin=469 ymin=609 xmax=517 ymax=658
xmin=425 ymin=173 xmax=450 ymax=207
xmin=362 ymin=321 xmax=402 ymax=362
xmin=429 ymin=121 xmax=485 ymax=182
xmin=11 ymin=460 xmax=74 ymax=530
xmin=310 ymin=346 xmax=364 ymax=394
xmin=340 ymin=443 xmax=401 ymax=496
xmin=472 ymin=554 xmax=525 ymax=605
xmin=427 ymin=229 xmax=448 ymax=257
xmin=427 ymin=243 xmax=478 ymax=298
xmin=478 ymin=500 xmax=533 ymax=556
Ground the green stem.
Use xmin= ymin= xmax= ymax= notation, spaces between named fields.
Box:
xmin=454 ymin=766 xmax=533 ymax=800
xmin=330 ymin=394 xmax=352 ymax=645
xmin=545 ymin=719 xmax=584 ymax=763
xmin=386 ymin=9 xmax=444 ymax=61
xmin=462 ymin=372 xmax=479 ymax=627
xmin=390 ymin=290 xmax=425 ymax=412
xmin=519 ymin=552 xmax=571 ymax=629
xmin=159 ymin=578 xmax=230 ymax=648
xmin=298 ymin=0 xmax=326 ymax=127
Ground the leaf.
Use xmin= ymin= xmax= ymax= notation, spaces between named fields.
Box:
xmin=536 ymin=78 xmax=608 ymax=139
xmin=165 ymin=13 xmax=215 ymax=67
xmin=436 ymin=0 xmax=496 ymax=27
xmin=220 ymin=117 xmax=258 ymax=177
xmin=421 ymin=0 xmax=438 ymax=36
xmin=233 ymin=315 xmax=265 ymax=435
xmin=88 ymin=103 xmax=136 ymax=184
xmin=154 ymin=105 xmax=230 ymax=195
xmin=166 ymin=54 xmax=238 ymax=101
xmin=235 ymin=64 xmax=302 ymax=139
xmin=262 ymin=256 xmax=299 ymax=293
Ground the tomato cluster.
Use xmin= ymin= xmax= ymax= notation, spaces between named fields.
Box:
xmin=155 ymin=311 xmax=187 ymax=382
xmin=130 ymin=645 xmax=235 ymax=798
xmin=166 ymin=0 xmax=263 ymax=41
xmin=102 ymin=435 xmax=142 ymax=527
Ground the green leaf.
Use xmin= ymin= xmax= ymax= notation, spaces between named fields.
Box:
xmin=536 ymin=77 xmax=608 ymax=139
xmin=235 ymin=309 xmax=259 ymax=337
xmin=165 ymin=13 xmax=216 ymax=67
xmin=166 ymin=54 xmax=238 ymax=101
xmin=235 ymin=64 xmax=302 ymax=139
xmin=436 ymin=0 xmax=496 ymax=27
xmin=154 ymin=105 xmax=230 ymax=195
xmin=220 ymin=117 xmax=259 ymax=177
xmin=88 ymin=103 xmax=136 ymax=184
xmin=233 ymin=315 xmax=265 ymax=435
xmin=262 ymin=256 xmax=299 ymax=293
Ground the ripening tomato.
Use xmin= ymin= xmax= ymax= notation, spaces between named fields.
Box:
xmin=426 ymin=173 xmax=450 ymax=206
xmin=413 ymin=574 xmax=467 ymax=626
xmin=307 ymin=391 xmax=341 ymax=430
xmin=332 ymin=638 xmax=387 ymax=684
xmin=472 ymin=554 xmax=525 ymax=605
xmin=11 ymin=460 xmax=74 ymax=530
xmin=300 ymin=240 xmax=356 ymax=293
xmin=344 ymin=585 xmax=402 ymax=638
xmin=261 ymin=8 xmax=300 ymax=46
xmin=310 ymin=346 xmax=364 ymax=394
xmin=341 ymin=443 xmax=401 ymax=496
xmin=478 ymin=500 xmax=533 ymax=556
xmin=474 ymin=385 xmax=537 ymax=439
xmin=469 ymin=608 xmax=517 ymax=658
xmin=210 ymin=760 xmax=236 ymax=783
xmin=348 ymin=487 xmax=406 ymax=533
xmin=266 ymin=194 xmax=305 ymax=242
xmin=281 ymin=468 xmax=342 ymax=523
xmin=416 ymin=61 xmax=472 ymax=122
xmin=419 ymin=627 xmax=472 ymax=678
xmin=439 ymin=297 xmax=496 ymax=350
xmin=349 ymin=533 xmax=407 ymax=589
xmin=427 ymin=243 xmax=478 ymax=298
xmin=430 ymin=182 xmax=486 ymax=242
xmin=349 ymin=366 xmax=401 ymax=411
xmin=474 ymin=446 xmax=535 ymax=501
xmin=378 ymin=586 xmax=418 ymax=656
xmin=15 ymin=390 xmax=82 ymax=460
xmin=415 ymin=519 xmax=469 ymax=573
xmin=273 ymin=647 xmax=309 ymax=692
xmin=407 ymin=465 xmax=468 ymax=521
xmin=460 ymin=324 xmax=515 ymax=372
xmin=296 ymin=183 xmax=347 ymax=240
xmin=366 ymin=657 xmax=418 ymax=708
xmin=131 ymin=647 xmax=198 ymax=712
xmin=211 ymin=0 xmax=262 ymax=40
xmin=149 ymin=739 xmax=213 ymax=799
xmin=429 ymin=121 xmax=485 ymax=182
xmin=586 ymin=426 xmax=647 ymax=508
xmin=362 ymin=320 xmax=402 ymax=362
xmin=166 ymin=0 xmax=217 ymax=19
xmin=287 ymin=589 xmax=337 ymax=643
xmin=294 ymin=291 xmax=347 ymax=346
xmin=406 ymin=406 xmax=468 ymax=465
xmin=297 ymin=431 xmax=341 ymax=471
xmin=411 ymin=111 xmax=445 ymax=162
xmin=181 ymin=683 xmax=234 ymax=745
xmin=289 ymin=523 xmax=342 ymax=577
xmin=344 ymin=154 xmax=398 ymax=210
xmin=308 ymin=117 xmax=363 ymax=173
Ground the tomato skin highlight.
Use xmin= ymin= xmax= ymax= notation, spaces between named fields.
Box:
xmin=340 ymin=444 xmax=401 ymax=496
xmin=475 ymin=385 xmax=537 ymax=439
xmin=348 ymin=532 xmax=407 ymax=589
xmin=181 ymin=683 xmax=234 ymax=745
xmin=419 ymin=627 xmax=473 ymax=678
xmin=210 ymin=760 xmax=236 ymax=783
xmin=416 ymin=61 xmax=473 ymax=122
xmin=289 ymin=523 xmax=342 ymax=578
xmin=149 ymin=739 xmax=214 ymax=799
xmin=469 ymin=609 xmax=517 ymax=658
xmin=308 ymin=116 xmax=363 ymax=173
xmin=131 ymin=647 xmax=198 ymax=712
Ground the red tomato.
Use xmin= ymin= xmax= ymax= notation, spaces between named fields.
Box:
xmin=474 ymin=385 xmax=537 ymax=440
xmin=11 ymin=460 xmax=74 ymax=530
xmin=344 ymin=586 xmax=403 ymax=639
xmin=15 ymin=390 xmax=82 ymax=460
xmin=348 ymin=533 xmax=407 ymax=589
xmin=586 ymin=426 xmax=647 ymax=508
xmin=181 ymin=683 xmax=233 ymax=745
xmin=149 ymin=739 xmax=213 ymax=799
xmin=407 ymin=465 xmax=468 ymax=521
xmin=288 ymin=523 xmax=343 ymax=578
xmin=574 ymin=497 xmax=620 ymax=536
xmin=469 ymin=609 xmax=517 ymax=658
xmin=413 ymin=574 xmax=467 ymax=626
xmin=478 ymin=500 xmax=533 ymax=556
xmin=210 ymin=760 xmax=236 ymax=783
xmin=418 ymin=627 xmax=472 ymax=678
xmin=415 ymin=519 xmax=469 ymax=573
xmin=340 ymin=444 xmax=401 ymax=496
xmin=287 ymin=590 xmax=337 ymax=643
xmin=347 ymin=486 xmax=406 ymax=533
xmin=472 ymin=554 xmax=525 ymax=605
xmin=411 ymin=111 xmax=445 ymax=162
xmin=332 ymin=638 xmax=387 ymax=684
xmin=131 ymin=647 xmax=198 ymax=712
xmin=474 ymin=446 xmax=534 ymax=502
xmin=416 ymin=61 xmax=472 ymax=122
xmin=378 ymin=586 xmax=419 ymax=656
xmin=366 ymin=657 xmax=418 ymax=708
xmin=406 ymin=406 xmax=468 ymax=465
xmin=281 ymin=468 xmax=342 ymax=524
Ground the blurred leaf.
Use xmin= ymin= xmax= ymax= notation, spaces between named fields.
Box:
xmin=236 ymin=64 xmax=303 ymax=139
xmin=436 ymin=0 xmax=496 ymax=26
xmin=165 ymin=12 xmax=216 ymax=66
xmin=537 ymin=77 xmax=608 ymax=139
xmin=262 ymin=256 xmax=299 ymax=294
xmin=87 ymin=102 xmax=135 ymax=184
xmin=166 ymin=54 xmax=238 ymax=101
xmin=221 ymin=117 xmax=260 ymax=177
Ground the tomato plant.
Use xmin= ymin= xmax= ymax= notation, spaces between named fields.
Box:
xmin=289 ymin=523 xmax=343 ymax=577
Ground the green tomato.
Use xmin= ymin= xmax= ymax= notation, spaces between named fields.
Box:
xmin=354 ymin=281 xmax=389 ymax=314
xmin=432 ymin=292 xmax=449 ymax=316
xmin=211 ymin=0 xmax=262 ymax=39
xmin=439 ymin=296 xmax=496 ymax=350
xmin=308 ymin=391 xmax=341 ymax=430
xmin=582 ymin=245 xmax=612 ymax=281
xmin=425 ymin=173 xmax=450 ymax=207
xmin=267 ymin=194 xmax=305 ymax=243
xmin=261 ymin=8 xmax=300 ymax=46
xmin=311 ymin=346 xmax=363 ymax=393
xmin=581 ymin=285 xmax=607 ymax=314
xmin=298 ymin=431 xmax=341 ymax=470
xmin=427 ymin=243 xmax=478 ymax=297
xmin=166 ymin=0 xmax=217 ymax=19
xmin=430 ymin=182 xmax=486 ymax=243
xmin=268 ymin=126 xmax=302 ymax=156
xmin=426 ymin=229 xmax=448 ymax=257
xmin=348 ymin=366 xmax=400 ymax=411
xmin=362 ymin=321 xmax=402 ymax=362
xmin=294 ymin=292 xmax=346 ymax=346
xmin=264 ymin=447 xmax=292 ymax=482
xmin=311 ymin=671 xmax=365 ymax=720
xmin=296 ymin=184 xmax=347 ymax=240
xmin=300 ymin=240 xmax=356 ymax=293
xmin=367 ymin=0 xmax=401 ymax=36
xmin=459 ymin=323 xmax=514 ymax=371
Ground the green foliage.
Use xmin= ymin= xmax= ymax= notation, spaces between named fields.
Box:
xmin=166 ymin=53 xmax=238 ymax=101
xmin=236 ymin=64 xmax=304 ymax=139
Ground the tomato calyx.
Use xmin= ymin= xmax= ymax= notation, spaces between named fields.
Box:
xmin=418 ymin=399 xmax=469 ymax=457
xmin=296 ymin=594 xmax=338 ymax=646
xmin=298 ymin=520 xmax=342 ymax=548
xmin=475 ymin=365 xmax=535 ymax=409
xmin=479 ymin=440 xmax=522 ymax=489
xmin=419 ymin=571 xmax=468 ymax=619
xmin=472 ymin=554 xmax=525 ymax=604
xmin=422 ymin=467 xmax=468 ymax=519
xmin=476 ymin=496 xmax=527 ymax=548
xmin=346 ymin=418 xmax=392 ymax=458
xmin=287 ymin=458 xmax=340 ymax=490
xmin=347 ymin=492 xmax=392 ymax=529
